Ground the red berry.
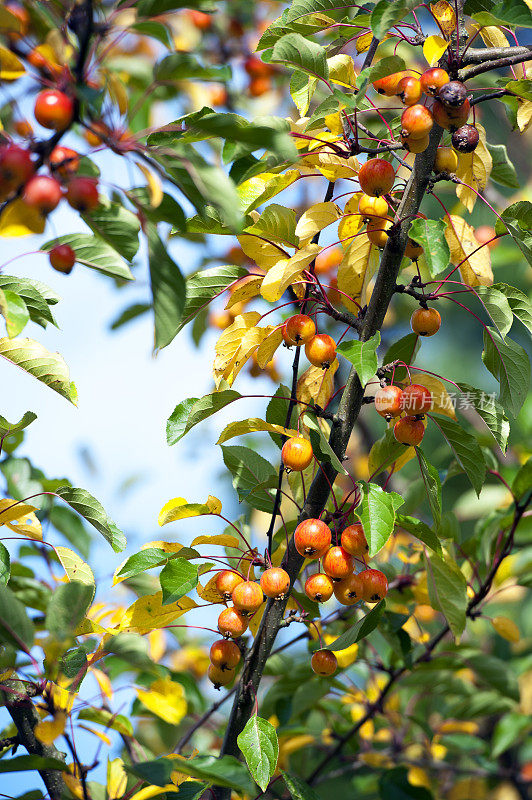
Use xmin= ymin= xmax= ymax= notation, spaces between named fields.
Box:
xmin=244 ymin=56 xmax=274 ymax=79
xmin=411 ymin=307 xmax=441 ymax=336
xmin=232 ymin=581 xmax=264 ymax=615
xmin=284 ymin=314 xmax=316 ymax=345
xmin=66 ymin=177 xmax=99 ymax=212
xmin=373 ymin=71 xmax=410 ymax=97
xmin=210 ymin=639 xmax=241 ymax=670
xmin=374 ymin=385 xmax=403 ymax=418
xmin=23 ymin=175 xmax=62 ymax=214
xmin=401 ymin=104 xmax=434 ymax=140
xmin=0 ymin=144 xmax=34 ymax=187
xmin=282 ymin=437 xmax=313 ymax=472
xmin=49 ymin=244 xmax=76 ymax=274
xmin=432 ymin=99 xmax=470 ymax=130
xmin=34 ymin=90 xmax=74 ymax=131
xmin=188 ymin=9 xmax=212 ymax=29
xmin=311 ymin=649 xmax=337 ymax=676
xmin=420 ymin=68 xmax=450 ymax=97
xmin=217 ymin=607 xmax=249 ymax=638
xmin=400 ymin=384 xmax=432 ymax=414
xmin=260 ymin=567 xmax=290 ymax=599
xmin=358 ymin=158 xmax=395 ymax=197
xmin=215 ymin=570 xmax=244 ymax=601
xmin=305 ymin=334 xmax=337 ymax=368
xmin=305 ymin=573 xmax=334 ymax=602
xmin=49 ymin=146 xmax=80 ymax=177
xmin=208 ymin=664 xmax=235 ymax=687
xmin=397 ymin=76 xmax=422 ymax=106
xmin=341 ymin=523 xmax=368 ymax=558
xmin=322 ymin=546 xmax=354 ymax=581
xmin=333 ymin=573 xmax=364 ymax=605
xmin=358 ymin=568 xmax=388 ymax=603
xmin=294 ymin=518 xmax=331 ymax=559
xmin=394 ymin=416 xmax=425 ymax=446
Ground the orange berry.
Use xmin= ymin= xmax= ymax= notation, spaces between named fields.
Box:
xmin=260 ymin=567 xmax=290 ymax=599
xmin=217 ymin=607 xmax=248 ymax=638
xmin=358 ymin=568 xmax=388 ymax=602
xmin=34 ymin=90 xmax=74 ymax=131
xmin=311 ymin=649 xmax=337 ymax=676
xmin=305 ymin=334 xmax=337 ymax=368
xmin=294 ymin=519 xmax=331 ymax=559
xmin=401 ymin=105 xmax=434 ymax=140
xmin=208 ymin=664 xmax=235 ymax=687
xmin=397 ymin=76 xmax=422 ymax=106
xmin=215 ymin=570 xmax=244 ymax=601
xmin=341 ymin=523 xmax=368 ymax=558
xmin=333 ymin=573 xmax=365 ymax=605
xmin=282 ymin=437 xmax=313 ymax=472
xmin=411 ymin=307 xmax=441 ymax=336
xmin=284 ymin=314 xmax=316 ymax=345
xmin=401 ymin=384 xmax=432 ymax=414
xmin=232 ymin=581 xmax=264 ymax=615
xmin=305 ymin=573 xmax=334 ymax=602
xmin=358 ymin=158 xmax=395 ymax=197
xmin=394 ymin=415 xmax=425 ymax=446
xmin=210 ymin=639 xmax=241 ymax=670
xmin=420 ymin=68 xmax=450 ymax=97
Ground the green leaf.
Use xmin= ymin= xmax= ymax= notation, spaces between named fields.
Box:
xmin=379 ymin=767 xmax=434 ymax=800
xmin=496 ymin=201 xmax=532 ymax=266
xmin=266 ymin=33 xmax=329 ymax=83
xmin=156 ymin=52 xmax=231 ymax=82
xmin=0 ymin=337 xmax=77 ymax=404
xmin=512 ymin=457 xmax=532 ymax=501
xmin=0 ymin=542 xmax=9 ymax=585
xmin=337 ymin=332 xmax=380 ymax=387
xmin=482 ymin=327 xmax=530 ymax=418
xmin=328 ymin=601 xmax=385 ymax=651
xmin=0 ymin=275 xmax=57 ymax=329
xmin=417 ymin=448 xmax=442 ymax=525
xmin=456 ymin=383 xmax=510 ymax=452
xmin=45 ymin=581 xmax=94 ymax=640
xmin=396 ymin=515 xmax=442 ymax=553
xmin=129 ymin=187 xmax=186 ymax=230
xmin=117 ymin=548 xmax=168 ymax=580
xmin=147 ymin=223 xmax=186 ymax=350
xmin=160 ymin=558 xmax=198 ymax=605
xmin=128 ymin=755 xmax=256 ymax=795
xmin=0 ymin=290 xmax=29 ymax=338
xmin=0 ymin=411 xmax=36 ymax=438
xmin=475 ymin=286 xmax=513 ymax=337
xmin=487 ymin=143 xmax=519 ymax=189
xmin=408 ymin=219 xmax=450 ymax=278
xmin=382 ymin=333 xmax=420 ymax=382
xmin=492 ymin=282 xmax=532 ymax=336
xmin=459 ymin=649 xmax=520 ymax=700
xmin=358 ymin=482 xmax=404 ymax=556
xmin=110 ymin=303 xmax=151 ymax=331
xmin=425 ymin=552 xmax=467 ymax=639
xmin=304 ymin=414 xmax=347 ymax=475
xmin=245 ymin=204 xmax=298 ymax=247
xmin=0 ymin=584 xmax=34 ymax=649
xmin=467 ymin=0 xmax=532 ymax=28
xmin=0 ymin=755 xmax=67 ymax=774
xmin=81 ymin=199 xmax=140 ymax=261
xmin=78 ymin=708 xmax=134 ymax=738
xmin=55 ymin=486 xmax=126 ymax=552
xmin=290 ymin=70 xmax=317 ymax=116
xmin=430 ymin=416 xmax=486 ymax=496
xmin=221 ymin=445 xmax=277 ymax=512
xmin=368 ymin=428 xmax=411 ymax=478
xmin=371 ymin=0 xmax=418 ymax=39
xmin=266 ymin=383 xmax=295 ymax=449
xmin=49 ymin=506 xmax=91 ymax=559
xmin=505 ymin=79 xmax=532 ymax=100
xmin=168 ymin=389 xmax=242 ymax=445
xmin=177 ymin=265 xmax=247 ymax=334
xmin=237 ymin=716 xmax=279 ymax=792
xmin=42 ymin=234 xmax=133 ymax=280
xmin=491 ymin=712 xmax=531 ymax=757
xmin=282 ymin=772 xmax=322 ymax=800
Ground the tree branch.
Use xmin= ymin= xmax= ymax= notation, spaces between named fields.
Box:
xmin=460 ymin=44 xmax=532 ymax=65
xmin=459 ymin=48 xmax=532 ymax=81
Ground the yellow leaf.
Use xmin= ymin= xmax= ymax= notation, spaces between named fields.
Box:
xmin=237 ymin=170 xmax=300 ymax=213
xmin=301 ymin=149 xmax=358 ymax=182
xmin=423 ymin=35 xmax=449 ymax=66
xmin=141 ymin=540 xmax=186 ymax=553
xmin=517 ymin=100 xmax=532 ymax=132
xmin=324 ymin=110 xmax=345 ymax=136
xmin=0 ymin=45 xmax=25 ymax=81
xmin=323 ymin=635 xmax=358 ymax=667
xmin=476 ymin=25 xmax=509 ymax=48
xmin=249 ymin=603 xmax=266 ymax=637
xmin=34 ymin=712 xmax=67 ymax=746
xmin=225 ymin=275 xmax=263 ymax=309
xmin=297 ymin=359 xmax=339 ymax=408
xmin=128 ymin=787 xmax=173 ymax=800
xmin=4 ymin=511 xmax=42 ymax=540
xmin=455 ymin=124 xmax=492 ymax=212
xmin=430 ymin=1 xmax=456 ymax=36
xmin=64 ymin=772 xmax=84 ymax=800
xmin=327 ymin=54 xmax=357 ymax=88
xmin=137 ymin=677 xmax=187 ymax=725
xmin=197 ymin=574 xmax=225 ymax=604
xmin=77 ymin=724 xmax=111 ymax=745
xmin=356 ymin=32 xmax=374 ymax=53
xmin=159 ymin=495 xmax=222 ymax=526
xmin=213 ymin=311 xmax=261 ymax=387
xmin=191 ymin=534 xmax=240 ymax=548
xmin=401 ymin=373 xmax=457 ymax=420
xmin=217 ymin=418 xmax=300 ymax=445
xmin=338 ymin=213 xmax=364 ymax=247
xmin=107 ymin=758 xmax=127 ymax=800
xmin=295 ymin=202 xmax=341 ymax=240
xmin=261 ymin=244 xmax=320 ymax=302
xmin=137 ymin=162 xmax=163 ymax=208
xmin=0 ymin=7 xmax=23 ymax=34
xmin=0 ymin=199 xmax=45 ymax=237
xmin=91 ymin=667 xmax=113 ymax=699
xmin=0 ymin=498 xmax=37 ymax=525
xmin=105 ymin=71 xmax=128 ymax=115
xmin=55 ymin=546 xmax=95 ymax=591
xmin=118 ymin=592 xmax=197 ymax=634
xmin=368 ymin=434 xmax=417 ymax=477
xmin=256 ymin=326 xmax=283 ymax=368
xmin=228 ymin=323 xmax=280 ymax=385
xmin=337 ymin=235 xmax=373 ymax=312
xmin=444 ymin=214 xmax=493 ymax=287
xmin=238 ymin=234 xmax=288 ymax=270
xmin=492 ymin=616 xmax=520 ymax=643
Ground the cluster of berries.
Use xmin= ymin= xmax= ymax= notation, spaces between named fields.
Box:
xmin=281 ymin=314 xmax=337 ymax=369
